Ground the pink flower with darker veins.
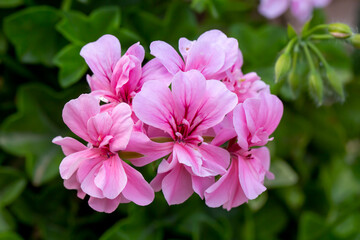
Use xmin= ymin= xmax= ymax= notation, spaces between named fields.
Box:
xmin=53 ymin=94 xmax=154 ymax=213
xmin=258 ymin=0 xmax=331 ymax=22
xmin=131 ymin=70 xmax=238 ymax=204
xmin=205 ymin=91 xmax=282 ymax=210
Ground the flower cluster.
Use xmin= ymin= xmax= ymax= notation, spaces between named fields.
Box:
xmin=53 ymin=30 xmax=283 ymax=213
xmin=258 ymin=0 xmax=331 ymax=22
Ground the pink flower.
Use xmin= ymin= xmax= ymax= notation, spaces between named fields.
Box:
xmin=150 ymin=30 xmax=239 ymax=80
xmin=222 ymin=51 xmax=269 ymax=103
xmin=53 ymin=94 xmax=154 ymax=213
xmin=205 ymin=146 xmax=273 ymax=210
xmin=131 ymin=70 xmax=238 ymax=204
xmin=233 ymin=92 xmax=284 ymax=150
xmin=80 ymin=35 xmax=171 ymax=105
xmin=258 ymin=0 xmax=331 ymax=22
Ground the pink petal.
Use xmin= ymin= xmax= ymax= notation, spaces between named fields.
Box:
xmin=52 ymin=136 xmax=87 ymax=156
xmin=111 ymin=55 xmax=142 ymax=98
xmin=109 ymin=103 xmax=133 ymax=152
xmin=173 ymin=143 xmax=205 ymax=176
xmin=62 ymin=94 xmax=100 ymax=143
xmin=161 ymin=164 xmax=193 ymax=205
xmin=185 ymin=39 xmax=225 ymax=79
xmin=312 ymin=0 xmax=331 ymax=7
xmin=178 ymin=37 xmax=194 ymax=62
xmin=191 ymin=80 xmax=238 ymax=133
xmin=258 ymin=0 xmax=289 ymax=19
xmin=80 ymin=159 xmax=104 ymax=198
xmin=261 ymin=93 xmax=284 ymax=136
xmin=291 ymin=0 xmax=313 ymax=22
xmin=87 ymin=74 xmax=112 ymax=93
xmin=132 ymin=80 xmax=176 ymax=136
xmin=121 ymin=162 xmax=154 ymax=206
xmin=59 ymin=148 xmax=100 ymax=180
xmin=63 ymin=173 xmax=86 ymax=199
xmin=140 ymin=59 xmax=173 ymax=87
xmin=94 ymin=155 xmax=127 ymax=199
xmin=211 ymin=113 xmax=237 ymax=146
xmin=198 ymin=143 xmax=230 ymax=175
xmin=125 ymin=131 xmax=173 ymax=167
xmin=150 ymin=172 xmax=167 ymax=192
xmin=125 ymin=42 xmax=145 ymax=62
xmin=197 ymin=30 xmax=239 ymax=76
xmin=205 ymin=159 xmax=248 ymax=210
xmin=191 ymin=175 xmax=214 ymax=199
xmin=87 ymin=112 xmax=113 ymax=145
xmin=172 ymin=70 xmax=206 ymax=122
xmin=80 ymin=34 xmax=121 ymax=81
xmin=88 ymin=195 xmax=122 ymax=213
xmin=237 ymin=147 xmax=270 ymax=200
xmin=233 ymin=103 xmax=250 ymax=149
xmin=150 ymin=41 xmax=184 ymax=75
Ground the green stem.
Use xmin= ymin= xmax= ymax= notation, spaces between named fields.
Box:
xmin=301 ymin=42 xmax=316 ymax=72
xmin=61 ymin=0 xmax=72 ymax=11
xmin=285 ymin=37 xmax=298 ymax=54
xmin=307 ymin=42 xmax=330 ymax=69
xmin=303 ymin=24 xmax=328 ymax=38
xmin=309 ymin=34 xmax=335 ymax=41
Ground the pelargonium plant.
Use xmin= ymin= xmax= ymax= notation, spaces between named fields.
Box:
xmin=53 ymin=30 xmax=284 ymax=213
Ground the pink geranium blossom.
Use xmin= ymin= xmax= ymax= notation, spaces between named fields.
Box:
xmin=150 ymin=30 xmax=239 ymax=80
xmin=233 ymin=91 xmax=284 ymax=150
xmin=131 ymin=70 xmax=238 ymax=204
xmin=258 ymin=0 xmax=331 ymax=22
xmin=80 ymin=35 xmax=171 ymax=105
xmin=205 ymin=146 xmax=273 ymax=210
xmin=53 ymin=94 xmax=154 ymax=213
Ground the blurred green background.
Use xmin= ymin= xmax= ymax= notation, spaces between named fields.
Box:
xmin=1 ymin=0 xmax=360 ymax=239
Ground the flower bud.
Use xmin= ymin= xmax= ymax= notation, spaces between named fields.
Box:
xmin=275 ymin=52 xmax=291 ymax=83
xmin=308 ymin=70 xmax=323 ymax=105
xmin=326 ymin=67 xmax=344 ymax=100
xmin=350 ymin=34 xmax=360 ymax=49
xmin=328 ymin=23 xmax=352 ymax=39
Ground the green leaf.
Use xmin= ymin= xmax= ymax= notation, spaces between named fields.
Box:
xmin=0 ymin=208 xmax=15 ymax=232
xmin=0 ymin=84 xmax=80 ymax=186
xmin=287 ymin=24 xmax=297 ymax=39
xmin=0 ymin=232 xmax=23 ymax=240
xmin=54 ymin=44 xmax=87 ymax=88
xmin=3 ymin=6 xmax=65 ymax=66
xmin=0 ymin=167 xmax=26 ymax=207
xmin=56 ymin=6 xmax=121 ymax=45
xmin=0 ymin=0 xmax=23 ymax=8
xmin=298 ymin=212 xmax=330 ymax=240
xmin=100 ymin=209 xmax=163 ymax=240
xmin=265 ymin=159 xmax=298 ymax=188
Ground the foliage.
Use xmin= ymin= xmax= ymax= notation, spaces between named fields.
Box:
xmin=0 ymin=0 xmax=359 ymax=239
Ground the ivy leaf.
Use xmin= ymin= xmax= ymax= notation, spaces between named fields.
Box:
xmin=0 ymin=84 xmax=80 ymax=186
xmin=0 ymin=167 xmax=26 ymax=208
xmin=56 ymin=6 xmax=121 ymax=45
xmin=54 ymin=44 xmax=87 ymax=88
xmin=3 ymin=6 xmax=65 ymax=66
